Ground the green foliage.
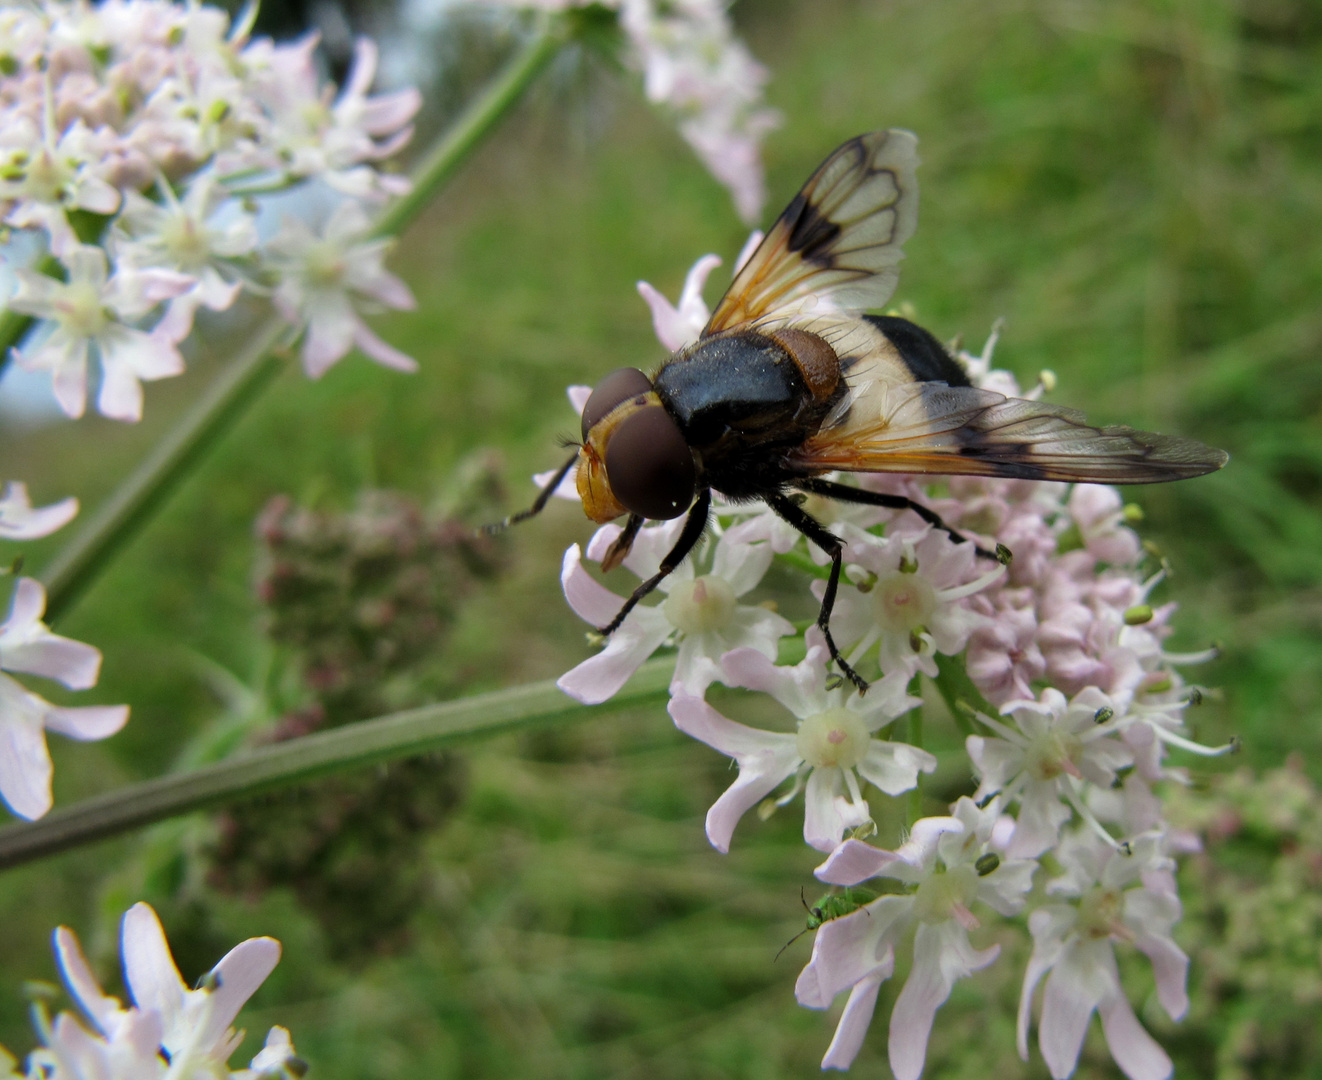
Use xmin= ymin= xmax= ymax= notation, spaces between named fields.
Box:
xmin=1 ymin=0 xmax=1320 ymax=1075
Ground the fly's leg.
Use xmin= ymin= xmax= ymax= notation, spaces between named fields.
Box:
xmin=597 ymin=490 xmax=711 ymax=636
xmin=600 ymin=513 xmax=644 ymax=573
xmin=481 ymin=450 xmax=579 ymax=534
xmin=765 ymin=491 xmax=869 ymax=694
xmin=792 ymin=477 xmax=1010 ymax=564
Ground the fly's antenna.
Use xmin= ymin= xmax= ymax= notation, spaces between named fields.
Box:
xmin=481 ymin=450 xmax=578 ymax=536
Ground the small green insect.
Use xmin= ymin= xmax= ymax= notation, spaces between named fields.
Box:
xmin=776 ymin=887 xmax=876 ymax=961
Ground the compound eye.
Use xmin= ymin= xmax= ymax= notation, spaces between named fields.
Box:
xmin=581 ymin=367 xmax=654 ymax=440
xmin=604 ymin=405 xmax=696 ymax=520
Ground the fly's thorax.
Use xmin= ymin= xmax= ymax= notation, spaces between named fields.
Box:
xmin=578 ymin=367 xmax=698 ymax=523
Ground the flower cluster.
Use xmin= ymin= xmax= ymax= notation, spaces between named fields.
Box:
xmin=549 ymin=247 xmax=1232 ymax=1079
xmin=0 ymin=481 xmax=127 ymax=820
xmin=2 ymin=0 xmax=421 ymax=420
xmin=3 ymin=902 xmax=300 ymax=1080
xmin=484 ymin=0 xmax=778 ymax=223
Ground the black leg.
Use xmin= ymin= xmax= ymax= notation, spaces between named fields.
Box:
xmin=765 ymin=492 xmax=869 ymax=695
xmin=598 ymin=490 xmax=712 ymax=636
xmin=481 ymin=451 xmax=579 ymax=535
xmin=792 ymin=477 xmax=1010 ymax=564
xmin=600 ymin=513 xmax=644 ymax=573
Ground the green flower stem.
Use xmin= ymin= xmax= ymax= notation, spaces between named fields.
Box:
xmin=0 ymin=657 xmax=673 ymax=871
xmin=369 ymin=17 xmax=565 ymax=241
xmin=36 ymin=24 xmax=566 ymax=622
xmin=907 ymin=702 xmax=924 ymax=825
xmin=39 ymin=315 xmax=287 ymax=623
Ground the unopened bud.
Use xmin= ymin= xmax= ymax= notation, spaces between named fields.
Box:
xmin=975 ymin=853 xmax=1000 ymax=876
xmin=1124 ymin=605 xmax=1154 ymax=625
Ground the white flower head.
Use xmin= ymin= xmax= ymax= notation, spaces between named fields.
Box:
xmin=558 ymin=518 xmax=793 ymax=704
xmin=669 ymin=629 xmax=927 ymax=853
xmin=823 ymin=526 xmax=1004 ymax=682
xmin=8 ymin=244 xmax=191 ymax=421
xmin=1017 ymin=830 xmax=1187 ymax=1080
xmin=267 ymin=200 xmax=418 ymax=378
xmin=796 ymin=797 xmax=1036 ymax=1076
xmin=50 ymin=902 xmax=290 ymax=1077
xmin=967 ymin=686 xmax=1134 ymax=859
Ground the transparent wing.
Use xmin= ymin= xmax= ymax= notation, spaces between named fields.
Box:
xmin=790 ymin=380 xmax=1229 ymax=484
xmin=703 ymin=130 xmax=920 ymax=334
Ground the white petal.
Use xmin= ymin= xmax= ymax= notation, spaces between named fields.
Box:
xmin=121 ymin=903 xmax=187 ymax=1029
xmin=1098 ymin=980 xmax=1173 ymax=1080
xmin=0 ymin=675 xmax=53 ymax=819
xmin=815 ymin=838 xmax=904 ymax=888
xmin=44 ymin=704 xmax=129 ymax=741
xmin=888 ymin=923 xmax=1000 ymax=1080
xmin=820 ymin=972 xmax=884 ymax=1070
xmin=53 ymin=926 xmax=124 ymax=1034
xmin=200 ymin=936 xmax=281 ymax=1048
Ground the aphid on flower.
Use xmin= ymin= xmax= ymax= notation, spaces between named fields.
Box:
xmin=490 ymin=130 xmax=1228 ymax=693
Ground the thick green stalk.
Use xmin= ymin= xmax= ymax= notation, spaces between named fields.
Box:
xmin=0 ymin=657 xmax=673 ymax=871
xmin=907 ymin=704 xmax=924 ymax=825
xmin=36 ymin=23 xmax=565 ymax=622
xmin=371 ymin=17 xmax=565 ymax=241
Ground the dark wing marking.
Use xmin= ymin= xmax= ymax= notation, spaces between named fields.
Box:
xmin=703 ymin=130 xmax=920 ymax=334
xmin=790 ymin=381 xmax=1229 ymax=484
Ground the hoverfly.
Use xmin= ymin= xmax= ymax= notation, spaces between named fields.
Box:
xmin=496 ymin=130 xmax=1228 ymax=693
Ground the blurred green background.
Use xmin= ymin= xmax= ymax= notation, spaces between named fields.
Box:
xmin=2 ymin=0 xmax=1321 ymax=1076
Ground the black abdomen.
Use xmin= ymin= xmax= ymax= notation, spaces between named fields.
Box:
xmin=866 ymin=315 xmax=970 ymax=386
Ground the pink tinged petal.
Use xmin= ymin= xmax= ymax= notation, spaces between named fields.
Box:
xmin=34 ymin=336 xmax=91 ymax=419
xmin=857 ymin=740 xmax=937 ymax=797
xmin=567 ymin=385 xmax=592 ymax=415
xmin=300 ymin=305 xmax=357 ymax=378
xmin=1134 ymin=932 xmax=1189 ymax=1021
xmin=199 ymin=936 xmax=281 ymax=1048
xmin=1008 ymin=783 xmax=1073 ymax=859
xmin=966 ymin=734 xmax=1023 ymax=794
xmin=54 ymin=926 xmax=124 ymax=1034
xmin=815 ymin=838 xmax=905 ymax=888
xmin=353 ymin=322 xmax=418 ymax=373
xmin=800 ymin=897 xmax=910 ymax=1004
xmin=44 ymin=704 xmax=129 ymax=741
xmin=889 ymin=923 xmax=1000 ymax=1080
xmin=561 ymin=544 xmax=624 ymax=625
xmin=0 ymin=676 xmax=53 ymax=819
xmin=637 ymin=280 xmax=695 ymax=353
xmin=1039 ymin=941 xmax=1111 ymax=1080
xmin=821 ymin=971 xmax=886 ymax=1071
xmin=803 ymin=766 xmax=850 ymax=853
xmin=668 ymin=693 xmax=799 ymax=853
xmin=1098 ymin=982 xmax=1173 ymax=1080
xmin=0 ymin=487 xmax=78 ymax=540
xmin=556 ymin=616 xmax=669 ymax=705
xmin=121 ymin=903 xmax=187 ymax=1026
